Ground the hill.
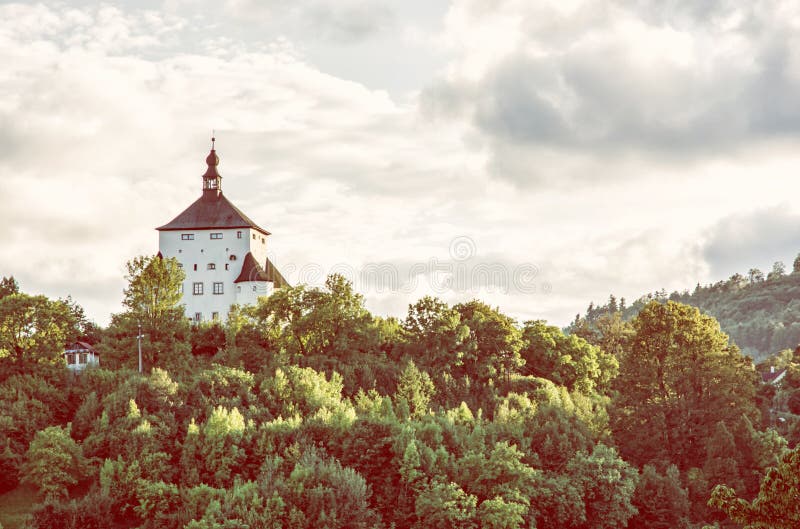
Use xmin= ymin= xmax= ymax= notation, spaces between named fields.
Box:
xmin=570 ymin=258 xmax=800 ymax=361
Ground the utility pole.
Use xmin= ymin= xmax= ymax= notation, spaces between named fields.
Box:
xmin=137 ymin=322 xmax=143 ymax=373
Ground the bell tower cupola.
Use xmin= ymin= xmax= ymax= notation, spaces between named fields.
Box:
xmin=202 ymin=136 xmax=222 ymax=198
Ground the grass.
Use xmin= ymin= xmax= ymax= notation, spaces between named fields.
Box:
xmin=0 ymin=485 xmax=38 ymax=529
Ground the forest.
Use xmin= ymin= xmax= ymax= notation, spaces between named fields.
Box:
xmin=571 ymin=253 xmax=800 ymax=361
xmin=0 ymin=255 xmax=799 ymax=529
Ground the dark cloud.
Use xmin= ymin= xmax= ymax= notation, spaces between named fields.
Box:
xmin=304 ymin=2 xmax=394 ymax=43
xmin=702 ymin=207 xmax=800 ymax=279
xmin=423 ymin=1 xmax=800 ymax=185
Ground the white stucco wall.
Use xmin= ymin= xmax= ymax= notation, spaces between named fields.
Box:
xmin=234 ymin=280 xmax=275 ymax=307
xmin=159 ymin=227 xmax=271 ymax=322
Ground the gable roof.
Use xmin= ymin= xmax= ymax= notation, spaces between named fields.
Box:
xmin=762 ymin=368 xmax=787 ymax=384
xmin=65 ymin=341 xmax=98 ymax=354
xmin=156 ymin=193 xmax=271 ymax=235
xmin=234 ymin=252 xmax=289 ymax=287
xmin=265 ymin=256 xmax=289 ymax=287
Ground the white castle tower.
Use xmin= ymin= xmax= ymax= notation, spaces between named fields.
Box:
xmin=156 ymin=138 xmax=287 ymax=323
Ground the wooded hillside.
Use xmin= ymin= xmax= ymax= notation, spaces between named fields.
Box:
xmin=1 ymin=256 xmax=798 ymax=529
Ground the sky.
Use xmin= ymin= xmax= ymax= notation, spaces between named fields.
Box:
xmin=3 ymin=0 xmax=800 ymax=327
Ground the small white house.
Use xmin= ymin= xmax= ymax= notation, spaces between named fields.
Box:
xmin=156 ymin=138 xmax=287 ymax=323
xmin=64 ymin=342 xmax=99 ymax=371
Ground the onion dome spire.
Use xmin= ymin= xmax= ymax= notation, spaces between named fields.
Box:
xmin=202 ymin=134 xmax=222 ymax=197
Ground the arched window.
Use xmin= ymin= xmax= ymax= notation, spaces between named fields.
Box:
xmin=229 ymin=255 xmax=237 ymax=261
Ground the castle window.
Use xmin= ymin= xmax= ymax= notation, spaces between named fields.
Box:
xmin=237 ymin=286 xmax=241 ymax=293
xmin=252 ymin=286 xmax=257 ymax=292
xmin=193 ymin=282 xmax=203 ymax=295
xmin=210 ymin=233 xmax=223 ymax=240
xmin=194 ymin=312 xmax=202 ymax=322
xmin=181 ymin=234 xmax=194 ymax=240
xmin=212 ymin=312 xmax=219 ymax=321
xmin=208 ymin=263 xmax=216 ymax=270
xmin=253 ymin=234 xmax=256 ymax=240
xmin=237 ymin=231 xmax=242 ymax=239
xmin=177 ymin=263 xmax=183 ymax=268
xmin=261 ymin=237 xmax=265 ymax=243
xmin=213 ymin=282 xmax=224 ymax=295
xmin=225 ymin=264 xmax=229 ymax=270
xmin=229 ymin=255 xmax=237 ymax=261
xmin=193 ymin=264 xmax=198 ymax=271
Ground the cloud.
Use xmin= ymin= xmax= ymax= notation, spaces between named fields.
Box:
xmin=702 ymin=206 xmax=800 ymax=279
xmin=422 ymin=0 xmax=800 ymax=185
xmin=0 ymin=3 xmax=472 ymax=325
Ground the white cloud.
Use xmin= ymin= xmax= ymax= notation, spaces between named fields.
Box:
xmin=3 ymin=0 xmax=800 ymax=331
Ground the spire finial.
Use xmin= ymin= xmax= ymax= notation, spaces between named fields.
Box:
xmin=211 ymin=130 xmax=215 ymax=150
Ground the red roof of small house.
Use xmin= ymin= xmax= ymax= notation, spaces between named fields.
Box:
xmin=234 ymin=252 xmax=289 ymax=287
xmin=761 ymin=368 xmax=786 ymax=384
xmin=64 ymin=342 xmax=99 ymax=355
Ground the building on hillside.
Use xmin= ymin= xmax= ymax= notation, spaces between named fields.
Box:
xmin=762 ymin=365 xmax=787 ymax=386
xmin=157 ymin=138 xmax=287 ymax=323
xmin=64 ymin=342 xmax=99 ymax=371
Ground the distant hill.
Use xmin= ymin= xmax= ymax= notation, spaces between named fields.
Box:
xmin=570 ymin=260 xmax=800 ymax=362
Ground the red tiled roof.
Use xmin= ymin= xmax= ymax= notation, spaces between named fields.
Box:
xmin=65 ymin=341 xmax=98 ymax=355
xmin=234 ymin=252 xmax=289 ymax=287
xmin=761 ymin=368 xmax=786 ymax=383
xmin=156 ymin=193 xmax=271 ymax=235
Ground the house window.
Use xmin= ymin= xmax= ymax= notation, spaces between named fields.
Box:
xmin=181 ymin=234 xmax=194 ymax=240
xmin=213 ymin=282 xmax=224 ymax=295
xmin=79 ymin=353 xmax=88 ymax=364
xmin=210 ymin=233 xmax=223 ymax=240
xmin=212 ymin=312 xmax=219 ymax=321
xmin=208 ymin=263 xmax=216 ymax=270
xmin=237 ymin=231 xmax=242 ymax=239
xmin=65 ymin=353 xmax=76 ymax=365
xmin=193 ymin=282 xmax=203 ymax=295
xmin=225 ymin=264 xmax=229 ymax=271
xmin=194 ymin=312 xmax=202 ymax=322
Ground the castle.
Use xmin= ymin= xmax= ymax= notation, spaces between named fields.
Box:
xmin=156 ymin=139 xmax=287 ymax=322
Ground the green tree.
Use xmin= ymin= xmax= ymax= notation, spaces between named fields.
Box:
xmin=629 ymin=464 xmax=690 ymax=529
xmin=415 ymin=480 xmax=478 ymax=529
xmin=709 ymin=444 xmax=800 ymax=528
xmin=455 ymin=300 xmax=524 ymax=392
xmin=101 ymin=254 xmax=189 ymax=371
xmin=21 ymin=425 xmax=87 ymax=501
xmin=247 ymin=274 xmax=382 ymax=393
xmin=794 ymin=253 xmax=800 ymax=274
xmin=704 ymin=422 xmax=746 ymax=496
xmin=565 ymin=444 xmax=639 ymax=529
xmin=768 ymin=261 xmax=786 ymax=281
xmin=0 ymin=276 xmax=19 ymax=299
xmin=611 ymin=301 xmax=758 ymax=469
xmin=477 ymin=496 xmax=526 ymax=529
xmin=0 ymin=293 xmax=80 ymax=378
xmin=396 ymin=360 xmax=436 ymax=419
xmin=520 ymin=320 xmax=617 ymax=394
xmin=123 ymin=254 xmax=185 ymax=332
